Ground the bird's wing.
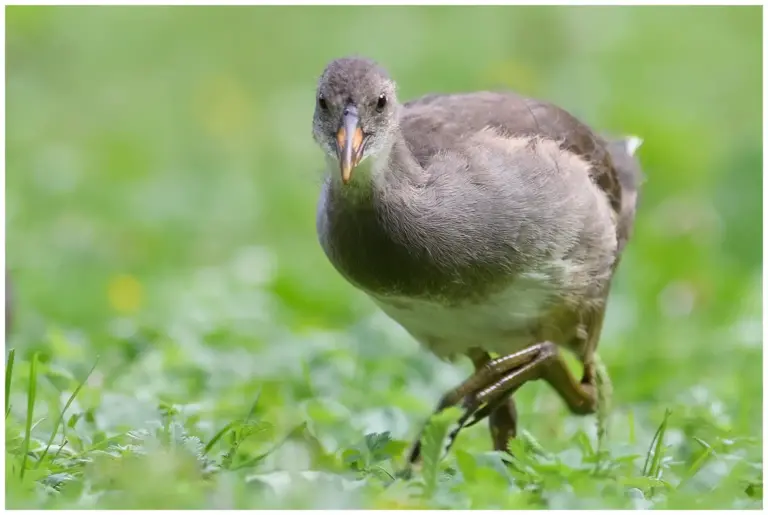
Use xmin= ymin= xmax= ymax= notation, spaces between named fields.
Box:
xmin=401 ymin=91 xmax=624 ymax=216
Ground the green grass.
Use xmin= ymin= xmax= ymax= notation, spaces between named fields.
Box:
xmin=5 ymin=5 xmax=762 ymax=509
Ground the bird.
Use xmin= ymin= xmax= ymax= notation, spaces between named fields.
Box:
xmin=311 ymin=56 xmax=643 ymax=465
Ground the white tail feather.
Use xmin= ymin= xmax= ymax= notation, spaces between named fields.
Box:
xmin=624 ymin=136 xmax=643 ymax=156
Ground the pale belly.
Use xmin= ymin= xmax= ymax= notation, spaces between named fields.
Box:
xmin=369 ymin=273 xmax=583 ymax=360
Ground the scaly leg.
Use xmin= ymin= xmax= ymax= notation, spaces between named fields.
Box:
xmin=407 ymin=345 xmax=544 ymax=464
xmin=438 ymin=341 xmax=599 ymax=460
xmin=468 ymin=349 xmax=519 ymax=452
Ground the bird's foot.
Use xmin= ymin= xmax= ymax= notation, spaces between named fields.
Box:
xmin=406 ymin=342 xmax=559 ymax=465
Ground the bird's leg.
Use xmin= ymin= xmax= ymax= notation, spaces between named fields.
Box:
xmin=435 ymin=345 xmax=545 ymax=411
xmin=467 ymin=349 xmax=519 ymax=452
xmin=407 ymin=345 xmax=543 ymax=464
xmin=436 ymin=341 xmax=600 ymax=460
xmin=488 ymin=396 xmax=518 ymax=452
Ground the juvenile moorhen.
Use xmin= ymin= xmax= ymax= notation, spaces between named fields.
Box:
xmin=312 ymin=57 xmax=643 ymax=464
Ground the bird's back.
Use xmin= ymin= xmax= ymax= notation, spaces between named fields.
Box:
xmin=402 ymin=91 xmax=623 ymax=213
xmin=400 ymin=90 xmax=641 ymax=252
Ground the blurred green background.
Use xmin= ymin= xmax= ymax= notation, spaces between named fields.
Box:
xmin=5 ymin=5 xmax=762 ymax=509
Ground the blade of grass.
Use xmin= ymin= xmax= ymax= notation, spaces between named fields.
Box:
xmin=6 ymin=348 xmax=16 ymax=418
xmin=229 ymin=421 xmax=309 ymax=472
xmin=204 ymin=420 xmax=238 ymax=455
xmin=72 ymin=431 xmax=130 ymax=459
xmin=214 ymin=391 xmax=264 ymax=463
xmin=678 ymin=437 xmax=715 ymax=488
xmin=691 ymin=436 xmax=713 ymax=451
xmin=51 ymin=439 xmax=69 ymax=463
xmin=572 ymin=429 xmax=595 ymax=459
xmin=684 ymin=447 xmax=713 ymax=482
xmin=648 ymin=410 xmax=672 ymax=479
xmin=642 ymin=408 xmax=671 ymax=478
xmin=36 ymin=357 xmax=99 ymax=467
xmin=29 ymin=417 xmax=46 ymax=433
xmin=244 ymin=388 xmax=262 ymax=422
xmin=641 ymin=412 xmax=663 ymax=476
xmin=20 ymin=352 xmax=39 ymax=479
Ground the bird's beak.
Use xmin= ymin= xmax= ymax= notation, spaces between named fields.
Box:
xmin=336 ymin=106 xmax=364 ymax=184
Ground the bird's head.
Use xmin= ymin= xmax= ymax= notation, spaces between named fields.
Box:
xmin=312 ymin=57 xmax=399 ymax=185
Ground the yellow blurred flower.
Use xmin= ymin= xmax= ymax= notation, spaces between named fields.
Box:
xmin=108 ymin=274 xmax=143 ymax=314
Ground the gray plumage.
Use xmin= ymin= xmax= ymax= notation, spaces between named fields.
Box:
xmin=312 ymin=57 xmax=641 ymax=361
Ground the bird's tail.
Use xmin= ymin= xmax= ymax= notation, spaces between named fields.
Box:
xmin=605 ymin=135 xmax=644 ymax=253
xmin=606 ymin=135 xmax=644 ymax=194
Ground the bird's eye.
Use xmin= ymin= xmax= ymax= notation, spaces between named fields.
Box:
xmin=376 ymin=94 xmax=387 ymax=111
xmin=318 ymin=95 xmax=328 ymax=110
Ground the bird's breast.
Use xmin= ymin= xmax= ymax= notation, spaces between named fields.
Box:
xmin=317 ymin=182 xmax=510 ymax=302
xmin=370 ymin=273 xmax=580 ymax=359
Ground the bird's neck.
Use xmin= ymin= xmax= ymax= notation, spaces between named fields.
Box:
xmin=329 ymin=129 xmax=422 ymax=202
